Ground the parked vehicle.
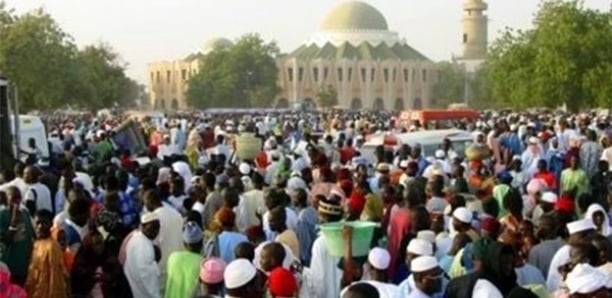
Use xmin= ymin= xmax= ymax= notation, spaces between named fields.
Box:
xmin=359 ymin=129 xmax=473 ymax=165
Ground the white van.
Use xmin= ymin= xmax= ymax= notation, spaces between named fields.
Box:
xmin=359 ymin=129 xmax=473 ymax=165
xmin=10 ymin=115 xmax=50 ymax=165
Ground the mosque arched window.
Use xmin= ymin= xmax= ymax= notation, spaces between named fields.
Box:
xmin=298 ymin=68 xmax=304 ymax=81
xmin=383 ymin=68 xmax=389 ymax=82
xmin=422 ymin=70 xmax=427 ymax=82
xmin=288 ymin=68 xmax=293 ymax=82
xmin=337 ymin=67 xmax=343 ymax=82
xmin=323 ymin=67 xmax=329 ymax=80
xmin=370 ymin=68 xmax=375 ymax=82
xmin=403 ymin=69 xmax=408 ymax=82
xmin=361 ymin=68 xmax=367 ymax=82
xmin=313 ymin=67 xmax=319 ymax=82
xmin=351 ymin=98 xmax=362 ymax=110
xmin=348 ymin=68 xmax=352 ymax=82
xmin=394 ymin=98 xmax=404 ymax=111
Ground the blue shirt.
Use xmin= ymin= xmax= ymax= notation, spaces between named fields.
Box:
xmin=218 ymin=231 xmax=248 ymax=264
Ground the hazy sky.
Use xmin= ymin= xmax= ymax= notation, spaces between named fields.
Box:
xmin=5 ymin=0 xmax=610 ymax=84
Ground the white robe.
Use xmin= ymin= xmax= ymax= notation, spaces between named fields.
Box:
xmin=308 ymin=235 xmax=343 ymax=298
xmin=546 ymin=244 xmax=570 ymax=291
xmin=153 ymin=205 xmax=184 ymax=289
xmin=235 ymin=189 xmax=266 ymax=233
xmin=124 ymin=231 xmax=161 ymax=298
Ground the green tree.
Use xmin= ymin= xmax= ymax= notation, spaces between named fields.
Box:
xmin=486 ymin=0 xmax=612 ymax=111
xmin=316 ymin=84 xmax=338 ymax=108
xmin=0 ymin=7 xmax=78 ymax=111
xmin=76 ymin=43 xmax=138 ymax=109
xmin=0 ymin=3 xmax=138 ymax=111
xmin=187 ymin=33 xmax=280 ymax=108
xmin=431 ymin=61 xmax=465 ymax=108
xmin=468 ymin=62 xmax=495 ymax=109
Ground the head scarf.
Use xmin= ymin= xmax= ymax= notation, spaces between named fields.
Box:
xmin=0 ymin=264 xmax=26 ymax=298
xmin=214 ymin=208 xmax=236 ymax=228
xmin=585 ymin=203 xmax=611 ymax=237
xmin=347 ymin=191 xmax=366 ymax=215
xmin=183 ymin=221 xmax=203 ymax=244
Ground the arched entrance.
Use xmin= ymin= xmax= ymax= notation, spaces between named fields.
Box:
xmin=394 ymin=98 xmax=404 ymax=111
xmin=413 ymin=98 xmax=422 ymax=110
xmin=303 ymin=98 xmax=315 ymax=110
xmin=171 ymin=98 xmax=179 ymax=110
xmin=373 ymin=98 xmax=385 ymax=110
xmin=159 ymin=99 xmax=166 ymax=109
xmin=350 ymin=98 xmax=362 ymax=110
xmin=276 ymin=98 xmax=289 ymax=108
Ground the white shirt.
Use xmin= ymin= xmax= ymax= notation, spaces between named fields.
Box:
xmin=168 ymin=194 xmax=187 ymax=215
xmin=124 ymin=231 xmax=161 ymax=298
xmin=0 ymin=177 xmax=27 ymax=198
xmin=157 ymin=144 xmax=179 ymax=160
xmin=24 ymin=183 xmax=53 ymax=213
xmin=557 ymin=128 xmax=577 ymax=153
xmin=366 ymin=280 xmax=402 ymax=298
xmin=602 ymin=147 xmax=612 ymax=171
xmin=192 ymin=201 xmax=205 ymax=214
xmin=407 ymin=286 xmax=431 ymax=298
xmin=262 ymin=207 xmax=298 ymax=241
xmin=472 ymin=279 xmax=503 ymax=298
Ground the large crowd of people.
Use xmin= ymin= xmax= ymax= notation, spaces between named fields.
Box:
xmin=0 ymin=108 xmax=611 ymax=298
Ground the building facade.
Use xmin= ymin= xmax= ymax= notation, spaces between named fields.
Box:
xmin=148 ymin=1 xmax=440 ymax=110
xmin=278 ymin=1 xmax=438 ymax=110
xmin=148 ymin=38 xmax=233 ymax=110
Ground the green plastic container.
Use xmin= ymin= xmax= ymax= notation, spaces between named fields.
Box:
xmin=319 ymin=221 xmax=378 ymax=257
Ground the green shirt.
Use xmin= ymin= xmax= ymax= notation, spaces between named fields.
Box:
xmin=0 ymin=208 xmax=34 ymax=277
xmin=560 ymin=168 xmax=589 ymax=197
xmin=164 ymin=250 xmax=202 ymax=298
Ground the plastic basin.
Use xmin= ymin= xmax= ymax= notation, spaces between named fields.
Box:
xmin=319 ymin=221 xmax=378 ymax=257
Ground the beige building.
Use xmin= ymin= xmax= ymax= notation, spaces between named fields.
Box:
xmin=278 ymin=1 xmax=438 ymax=110
xmin=148 ymin=38 xmax=233 ymax=109
xmin=148 ymin=1 xmax=441 ymax=110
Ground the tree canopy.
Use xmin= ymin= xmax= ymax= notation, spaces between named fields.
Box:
xmin=431 ymin=62 xmax=466 ymax=108
xmin=0 ymin=2 xmax=137 ymax=111
xmin=186 ymin=34 xmax=280 ymax=108
xmin=484 ymin=0 xmax=612 ymax=111
xmin=316 ymin=84 xmax=338 ymax=108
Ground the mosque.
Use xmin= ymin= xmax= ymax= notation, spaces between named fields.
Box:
xmin=148 ymin=0 xmax=488 ymax=110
